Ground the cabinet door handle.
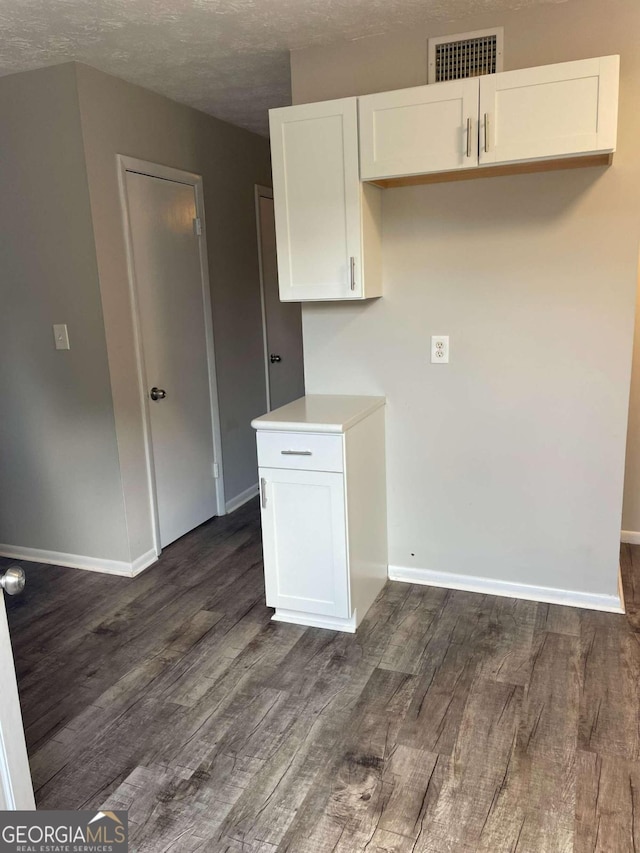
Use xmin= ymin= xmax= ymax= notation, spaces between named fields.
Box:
xmin=350 ymin=256 xmax=356 ymax=291
xmin=281 ymin=450 xmax=312 ymax=456
xmin=484 ymin=113 xmax=490 ymax=153
xmin=466 ymin=117 xmax=473 ymax=158
xmin=260 ymin=477 xmax=267 ymax=508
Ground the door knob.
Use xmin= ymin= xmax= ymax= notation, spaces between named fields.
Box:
xmin=150 ymin=387 xmax=167 ymax=401
xmin=270 ymin=354 xmax=281 ymax=363
xmin=0 ymin=567 xmax=25 ymax=596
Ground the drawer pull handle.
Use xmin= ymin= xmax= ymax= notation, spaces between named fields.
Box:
xmin=260 ymin=477 xmax=267 ymax=508
xmin=281 ymin=450 xmax=313 ymax=456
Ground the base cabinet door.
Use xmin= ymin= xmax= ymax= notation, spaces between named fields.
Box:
xmin=259 ymin=467 xmax=350 ymax=618
xmin=479 ymin=56 xmax=619 ymax=166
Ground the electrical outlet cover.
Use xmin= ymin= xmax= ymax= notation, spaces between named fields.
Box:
xmin=431 ymin=335 xmax=449 ymax=364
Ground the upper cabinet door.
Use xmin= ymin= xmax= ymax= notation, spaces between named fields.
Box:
xmin=270 ymin=98 xmax=367 ymax=301
xmin=479 ymin=56 xmax=619 ymax=166
xmin=359 ymin=79 xmax=480 ymax=181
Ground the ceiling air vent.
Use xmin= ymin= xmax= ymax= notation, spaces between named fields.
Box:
xmin=428 ymin=28 xmax=504 ymax=84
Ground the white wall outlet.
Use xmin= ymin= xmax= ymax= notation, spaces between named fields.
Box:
xmin=431 ymin=335 xmax=449 ymax=364
xmin=53 ymin=324 xmax=70 ymax=350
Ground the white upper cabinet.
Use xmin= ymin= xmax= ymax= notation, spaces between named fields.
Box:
xmin=269 ymin=56 xmax=619 ymax=302
xmin=359 ymin=79 xmax=480 ymax=181
xmin=358 ymin=55 xmax=619 ymax=183
xmin=269 ymin=98 xmax=381 ymax=302
xmin=479 ymin=56 xmax=620 ymax=166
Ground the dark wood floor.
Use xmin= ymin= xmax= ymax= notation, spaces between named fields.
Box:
xmin=4 ymin=500 xmax=640 ymax=852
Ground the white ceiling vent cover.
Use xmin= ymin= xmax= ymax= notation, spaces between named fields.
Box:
xmin=428 ymin=28 xmax=503 ymax=84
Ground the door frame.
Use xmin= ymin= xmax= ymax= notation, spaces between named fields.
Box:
xmin=117 ymin=156 xmax=226 ymax=557
xmin=255 ymin=184 xmax=274 ymax=413
xmin=0 ymin=592 xmax=35 ymax=810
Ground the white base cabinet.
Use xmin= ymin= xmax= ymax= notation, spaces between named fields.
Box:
xmin=252 ymin=395 xmax=387 ymax=633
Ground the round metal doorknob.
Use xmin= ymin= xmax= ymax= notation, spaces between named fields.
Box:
xmin=0 ymin=567 xmax=26 ymax=596
xmin=270 ymin=354 xmax=282 ymax=363
xmin=150 ymin=387 xmax=167 ymax=401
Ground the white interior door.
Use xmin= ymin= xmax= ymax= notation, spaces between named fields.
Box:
xmin=0 ymin=584 xmax=35 ymax=810
xmin=125 ymin=170 xmax=220 ymax=549
xmin=256 ymin=189 xmax=305 ymax=412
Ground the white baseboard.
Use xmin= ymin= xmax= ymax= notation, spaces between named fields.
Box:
xmin=271 ymin=608 xmax=357 ymax=633
xmin=225 ymin=482 xmax=259 ymax=514
xmin=129 ymin=549 xmax=159 ymax=577
xmin=388 ymin=565 xmax=624 ymax=613
xmin=0 ymin=544 xmax=158 ymax=579
xmin=621 ymin=530 xmax=640 ymax=545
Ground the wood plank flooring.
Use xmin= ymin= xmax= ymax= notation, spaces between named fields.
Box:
xmin=4 ymin=500 xmax=640 ymax=852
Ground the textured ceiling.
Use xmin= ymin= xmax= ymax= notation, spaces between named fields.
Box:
xmin=0 ymin=0 xmax=566 ymax=135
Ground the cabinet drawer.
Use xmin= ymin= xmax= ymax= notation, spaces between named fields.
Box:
xmin=256 ymin=431 xmax=344 ymax=472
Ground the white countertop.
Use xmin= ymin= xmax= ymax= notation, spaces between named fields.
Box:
xmin=251 ymin=394 xmax=385 ymax=434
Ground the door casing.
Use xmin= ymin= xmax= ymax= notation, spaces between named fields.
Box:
xmin=255 ymin=185 xmax=274 ymax=412
xmin=0 ymin=591 xmax=35 ymax=810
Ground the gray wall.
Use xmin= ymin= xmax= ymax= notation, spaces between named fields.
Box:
xmin=75 ymin=63 xmax=272 ymax=559
xmin=291 ymin=0 xmax=640 ymax=597
xmin=0 ymin=63 xmax=129 ymax=560
xmin=0 ymin=61 xmax=271 ymax=566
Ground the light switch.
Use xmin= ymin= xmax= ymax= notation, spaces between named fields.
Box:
xmin=53 ymin=324 xmax=70 ymax=350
